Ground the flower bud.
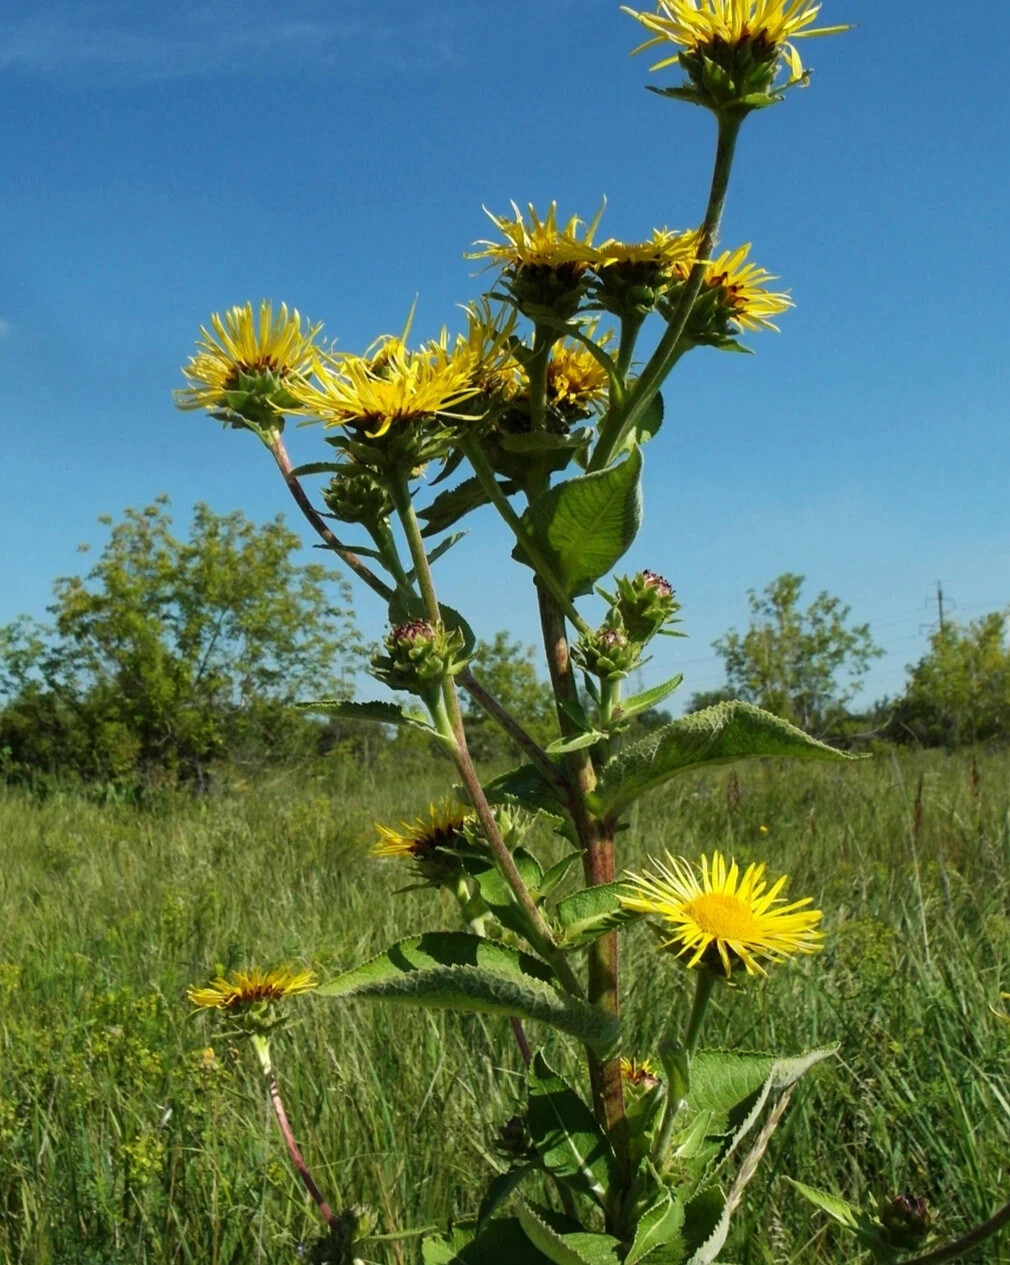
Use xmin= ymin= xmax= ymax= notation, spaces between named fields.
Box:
xmin=876 ymin=1193 xmax=930 ymax=1250
xmin=613 ymin=570 xmax=681 ymax=643
xmin=322 ymin=468 xmax=393 ymax=526
xmin=493 ymin=1113 xmax=534 ymax=1161
xmin=574 ymin=623 xmax=641 ymax=681
xmin=371 ymin=619 xmax=468 ymax=694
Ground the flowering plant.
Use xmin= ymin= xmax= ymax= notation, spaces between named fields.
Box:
xmin=180 ymin=5 xmax=1009 ymax=1262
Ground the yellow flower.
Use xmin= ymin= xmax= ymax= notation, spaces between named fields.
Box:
xmin=373 ymin=799 xmax=470 ymax=859
xmin=680 ymin=243 xmax=792 ymax=332
xmin=187 ymin=964 xmax=317 ymax=1010
xmin=623 ymin=1 xmax=849 ymax=84
xmin=291 ymin=336 xmax=480 ymax=438
xmin=469 ymin=201 xmax=604 ymax=273
xmin=621 ymin=850 xmax=823 ymax=976
xmin=546 ymin=332 xmax=614 ymax=413
xmin=620 ymin=1056 xmax=661 ymax=1087
xmin=591 ymin=228 xmax=701 ymax=272
xmin=176 ymin=300 xmax=323 ymax=413
xmin=759 ymin=824 xmax=769 ymax=834
xmin=990 ymin=993 xmax=1010 ymax=1024
xmin=430 ymin=299 xmax=519 ymax=395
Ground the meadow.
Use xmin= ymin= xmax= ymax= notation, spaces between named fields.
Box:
xmin=1 ymin=747 xmax=1009 ymax=1264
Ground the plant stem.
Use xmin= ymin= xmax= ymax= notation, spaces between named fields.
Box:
xmin=251 ymin=1035 xmax=336 ymax=1229
xmin=684 ymin=968 xmax=717 ymax=1057
xmin=267 ymin=434 xmax=394 ymax=603
xmin=459 ymin=435 xmax=592 ymax=637
xmin=390 ymin=475 xmax=583 ymax=999
xmin=528 ymin=325 xmax=553 ymax=433
xmin=535 ymin=587 xmax=629 ymax=1178
xmin=457 ymin=666 xmax=574 ymax=809
xmin=589 ymin=112 xmax=742 ymax=473
xmin=615 ymin=313 xmax=645 ymax=383
xmin=901 ymin=1199 xmax=1010 ymax=1265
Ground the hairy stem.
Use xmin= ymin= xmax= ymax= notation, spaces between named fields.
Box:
xmin=901 ymin=1199 xmax=1010 ymax=1265
xmin=391 ymin=475 xmax=583 ymax=999
xmin=589 ymin=112 xmax=742 ymax=472
xmin=252 ymin=1036 xmax=336 ymax=1228
xmin=267 ymin=434 xmax=395 ymax=602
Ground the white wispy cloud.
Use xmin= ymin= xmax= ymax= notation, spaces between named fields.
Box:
xmin=0 ymin=3 xmax=459 ymax=85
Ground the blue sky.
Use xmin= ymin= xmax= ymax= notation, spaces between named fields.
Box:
xmin=2 ymin=1 xmax=1008 ymax=710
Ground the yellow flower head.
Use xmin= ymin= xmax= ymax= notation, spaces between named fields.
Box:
xmin=291 ymin=335 xmax=480 ymax=439
xmin=702 ymin=244 xmax=792 ymax=331
xmin=430 ymin=299 xmax=519 ymax=397
xmin=620 ymin=1056 xmax=662 ymax=1088
xmin=469 ymin=201 xmax=604 ymax=273
xmin=591 ymin=228 xmax=702 ymax=273
xmin=176 ymin=301 xmax=323 ymax=414
xmin=545 ymin=331 xmax=614 ymax=414
xmin=187 ymin=964 xmax=317 ymax=1010
xmin=621 ymin=850 xmax=823 ymax=976
xmin=373 ymin=799 xmax=470 ymax=859
xmin=623 ymin=1 xmax=849 ymax=85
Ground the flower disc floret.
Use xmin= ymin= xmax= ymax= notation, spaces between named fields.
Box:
xmin=187 ymin=964 xmax=317 ymax=1010
xmin=621 ymin=850 xmax=822 ymax=976
xmin=176 ymin=300 xmax=322 ymax=416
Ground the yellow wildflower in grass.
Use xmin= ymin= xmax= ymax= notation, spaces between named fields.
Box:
xmin=685 ymin=243 xmax=792 ymax=332
xmin=621 ymin=849 xmax=822 ymax=976
xmin=187 ymin=964 xmax=317 ymax=1010
xmin=620 ymin=1056 xmax=661 ymax=1088
xmin=176 ymin=300 xmax=322 ymax=413
xmin=591 ymin=228 xmax=702 ymax=272
xmin=291 ymin=338 xmax=480 ymax=438
xmin=623 ymin=1 xmax=849 ymax=83
xmin=469 ymin=201 xmax=604 ymax=273
xmin=373 ymin=799 xmax=470 ymax=859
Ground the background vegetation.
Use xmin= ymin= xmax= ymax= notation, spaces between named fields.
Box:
xmin=2 ymin=749 xmax=1008 ymax=1263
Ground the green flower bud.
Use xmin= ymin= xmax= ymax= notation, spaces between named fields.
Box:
xmin=371 ymin=619 xmax=468 ymax=694
xmin=574 ymin=623 xmax=641 ymax=681
xmin=613 ymin=570 xmax=681 ymax=643
xmin=493 ymin=1113 xmax=534 ymax=1161
xmin=322 ymin=467 xmax=393 ymax=526
xmin=876 ymin=1193 xmax=931 ymax=1250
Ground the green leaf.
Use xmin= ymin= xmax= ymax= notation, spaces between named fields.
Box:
xmin=411 ymin=531 xmax=466 ymax=573
xmin=547 ymin=731 xmax=606 ymax=754
xmin=423 ymin=1217 xmax=554 ymax=1264
xmin=499 ymin=428 xmax=594 ymax=456
xmin=589 ymin=701 xmax=854 ymax=817
xmin=419 ymin=476 xmax=519 ymax=538
xmin=318 ymin=933 xmax=619 ymax=1052
xmin=537 ymin=852 xmax=582 ymax=899
xmin=527 ymin=1051 xmax=619 ymax=1207
xmin=465 ymin=849 xmax=544 ymax=936
xmin=556 ymin=883 xmax=642 ymax=949
xmin=476 ymin=1164 xmax=538 ymax=1234
xmin=626 ymin=1191 xmax=685 ymax=1265
xmin=289 ymin=460 xmax=343 ymax=477
xmin=512 ymin=447 xmax=644 ymax=598
xmin=483 ymin=762 xmax=570 ymax=819
xmin=621 ymin=392 xmax=664 ymax=454
xmin=682 ymin=1187 xmax=728 ymax=1265
xmin=613 ymin=674 xmax=684 ymax=724
xmin=296 ymin=698 xmax=439 ymax=739
xmin=516 ymin=1204 xmax=622 ymax=1265
xmin=784 ymin=1180 xmax=885 ymax=1248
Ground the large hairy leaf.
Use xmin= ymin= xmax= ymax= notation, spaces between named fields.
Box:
xmin=527 ymin=1051 xmax=619 ymax=1207
xmin=318 ymin=933 xmax=619 ymax=1051
xmin=588 ymin=701 xmax=853 ymax=817
xmin=422 ymin=1217 xmax=553 ymax=1264
xmin=556 ymin=882 xmax=642 ymax=950
xmin=296 ymin=698 xmax=437 ymax=738
xmin=516 ymin=1204 xmax=623 ymax=1265
xmin=512 ymin=447 xmax=643 ymax=597
xmin=419 ymin=476 xmax=517 ymax=538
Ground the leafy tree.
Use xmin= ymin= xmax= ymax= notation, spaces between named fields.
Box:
xmin=462 ymin=631 xmax=558 ymax=761
xmin=0 ymin=497 xmax=361 ymax=785
xmin=710 ymin=573 xmax=882 ymax=735
xmin=890 ymin=612 xmax=1010 ymax=747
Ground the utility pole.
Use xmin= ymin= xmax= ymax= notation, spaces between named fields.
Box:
xmin=920 ymin=582 xmax=954 ymax=637
xmin=936 ymin=580 xmax=945 ymax=634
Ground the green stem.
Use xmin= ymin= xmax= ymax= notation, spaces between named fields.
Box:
xmin=615 ymin=313 xmax=645 ymax=383
xmin=528 ymin=324 xmax=553 ymax=433
xmin=650 ymin=971 xmax=718 ymax=1168
xmin=459 ymin=434 xmax=593 ymax=637
xmin=370 ymin=518 xmax=414 ymax=595
xmin=391 ymin=474 xmax=584 ymax=999
xmin=589 ymin=112 xmax=742 ymax=473
xmin=684 ymin=969 xmax=717 ymax=1057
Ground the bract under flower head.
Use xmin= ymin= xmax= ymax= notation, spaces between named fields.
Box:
xmin=469 ymin=201 xmax=604 ymax=273
xmin=187 ymin=964 xmax=317 ymax=1010
xmin=621 ymin=849 xmax=823 ymax=976
xmin=373 ymin=799 xmax=470 ymax=859
xmin=623 ymin=0 xmax=849 ymax=85
xmin=176 ymin=301 xmax=322 ymax=418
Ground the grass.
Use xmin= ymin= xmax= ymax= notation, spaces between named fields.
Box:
xmin=1 ymin=747 xmax=1009 ymax=1262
